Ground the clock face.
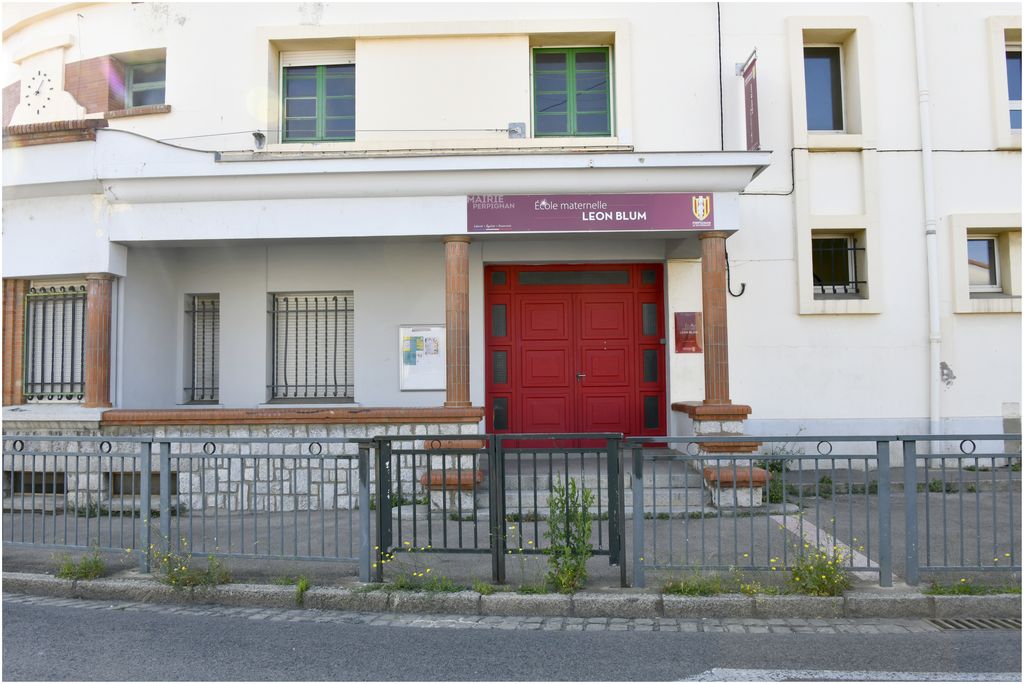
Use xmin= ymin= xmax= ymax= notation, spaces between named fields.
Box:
xmin=23 ymin=70 xmax=55 ymax=116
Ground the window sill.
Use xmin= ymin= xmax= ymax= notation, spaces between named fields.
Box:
xmin=806 ymin=132 xmax=864 ymax=151
xmin=800 ymin=295 xmax=880 ymax=315
xmin=260 ymin=137 xmax=628 ymax=156
xmin=957 ymin=295 xmax=1022 ymax=314
xmin=105 ymin=104 xmax=172 ymax=119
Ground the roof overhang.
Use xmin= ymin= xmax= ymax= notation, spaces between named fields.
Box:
xmin=3 ymin=129 xmax=772 ymax=204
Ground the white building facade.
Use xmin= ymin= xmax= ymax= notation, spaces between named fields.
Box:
xmin=2 ymin=2 xmax=1020 ymax=446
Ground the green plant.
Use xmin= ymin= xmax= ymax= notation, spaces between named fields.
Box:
xmin=923 ymin=578 xmax=1021 ymax=595
xmin=662 ymin=573 xmax=730 ymax=596
xmin=1011 ymin=462 xmax=1021 ymax=472
xmin=54 ymin=548 xmax=105 ymax=580
xmin=924 ymin=479 xmax=958 ymax=493
xmin=516 ymin=583 xmax=549 ymax=594
xmin=421 ymin=575 xmax=460 ymax=592
xmin=816 ymin=476 xmax=833 ymax=499
xmin=544 ymin=477 xmax=594 ymax=593
xmin=656 ymin=512 xmax=671 ymax=520
xmin=149 ymin=541 xmax=230 ymax=588
xmin=295 ymin=576 xmax=310 ymax=605
xmin=472 ymin=579 xmax=496 ymax=595
xmin=738 ymin=579 xmax=780 ymax=596
xmin=448 ymin=512 xmax=477 ymax=522
xmin=788 ymin=539 xmax=851 ymax=596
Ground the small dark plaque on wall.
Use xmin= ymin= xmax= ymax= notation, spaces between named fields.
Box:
xmin=674 ymin=312 xmax=703 ymax=353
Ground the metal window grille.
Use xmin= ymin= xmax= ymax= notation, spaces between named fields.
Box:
xmin=270 ymin=292 xmax=354 ymax=401
xmin=23 ymin=285 xmax=87 ymax=401
xmin=185 ymin=295 xmax=219 ymax=402
xmin=812 ymin=237 xmax=866 ymax=296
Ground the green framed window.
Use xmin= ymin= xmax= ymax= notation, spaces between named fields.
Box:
xmin=533 ymin=47 xmax=611 ymax=137
xmin=127 ymin=62 xmax=165 ymax=108
xmin=282 ymin=64 xmax=355 ymax=142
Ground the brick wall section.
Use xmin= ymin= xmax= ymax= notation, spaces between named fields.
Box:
xmin=444 ymin=236 xmax=472 ymax=407
xmin=3 ymin=118 xmax=108 ymax=148
xmin=83 ymin=274 xmax=114 ymax=408
xmin=699 ymin=232 xmax=731 ymax=405
xmin=64 ymin=56 xmax=125 ymax=114
xmin=3 ymin=81 xmax=19 ymax=127
xmin=2 ymin=279 xmax=29 ymax=405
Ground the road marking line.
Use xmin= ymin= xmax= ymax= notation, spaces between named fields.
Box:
xmin=688 ymin=668 xmax=1021 ymax=681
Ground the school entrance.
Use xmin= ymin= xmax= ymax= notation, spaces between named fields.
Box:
xmin=484 ymin=263 xmax=666 ymax=438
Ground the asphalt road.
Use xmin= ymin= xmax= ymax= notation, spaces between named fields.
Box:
xmin=3 ymin=596 xmax=1020 ymax=681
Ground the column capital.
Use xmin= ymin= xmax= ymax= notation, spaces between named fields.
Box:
xmin=84 ymin=272 xmax=116 ymax=282
xmin=442 ymin=235 xmax=472 ymax=245
xmin=698 ymin=231 xmax=732 ymax=241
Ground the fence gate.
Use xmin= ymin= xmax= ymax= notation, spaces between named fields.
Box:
xmin=372 ymin=434 xmax=627 ymax=586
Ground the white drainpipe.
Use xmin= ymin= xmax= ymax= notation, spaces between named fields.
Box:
xmin=913 ymin=4 xmax=942 ymax=440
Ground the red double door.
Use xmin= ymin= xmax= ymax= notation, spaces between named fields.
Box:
xmin=485 ymin=264 xmax=665 ymax=438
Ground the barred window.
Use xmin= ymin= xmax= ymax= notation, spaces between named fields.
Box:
xmin=812 ymin=233 xmax=866 ymax=298
xmin=185 ymin=294 xmax=219 ymax=402
xmin=24 ymin=284 xmax=87 ymax=401
xmin=270 ymin=292 xmax=354 ymax=401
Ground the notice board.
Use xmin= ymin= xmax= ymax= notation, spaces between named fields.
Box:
xmin=399 ymin=325 xmax=446 ymax=390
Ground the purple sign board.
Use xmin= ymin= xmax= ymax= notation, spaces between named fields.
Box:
xmin=467 ymin=193 xmax=714 ymax=233
xmin=743 ymin=52 xmax=760 ymax=151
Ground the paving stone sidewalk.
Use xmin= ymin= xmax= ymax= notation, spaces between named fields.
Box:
xmin=2 ymin=592 xmax=958 ymax=634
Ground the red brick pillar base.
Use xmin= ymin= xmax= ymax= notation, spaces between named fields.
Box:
xmin=2 ymin=278 xmax=29 ymax=405
xmin=443 ymin=237 xmax=471 ymax=408
xmin=83 ymin=273 xmax=114 ymax=408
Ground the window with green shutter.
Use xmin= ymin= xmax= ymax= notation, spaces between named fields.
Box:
xmin=282 ymin=64 xmax=355 ymax=142
xmin=533 ymin=47 xmax=611 ymax=137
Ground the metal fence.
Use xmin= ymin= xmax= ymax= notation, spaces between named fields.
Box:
xmin=3 ymin=435 xmax=372 ymax=580
xmin=902 ymin=434 xmax=1022 ymax=585
xmin=627 ymin=436 xmax=894 ymax=588
xmin=3 ymin=431 xmax=1020 ymax=590
xmin=371 ymin=433 xmax=625 ymax=585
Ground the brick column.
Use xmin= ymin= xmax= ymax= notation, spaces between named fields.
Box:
xmin=83 ymin=273 xmax=114 ymax=408
xmin=700 ymin=231 xmax=731 ymax=405
xmin=444 ymin=237 xmax=471 ymax=408
xmin=2 ymin=278 xmax=29 ymax=405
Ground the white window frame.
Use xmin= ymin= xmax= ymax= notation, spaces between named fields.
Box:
xmin=967 ymin=235 xmax=1002 ymax=294
xmin=1008 ymin=43 xmax=1022 ymax=131
xmin=803 ymin=43 xmax=846 ymax=134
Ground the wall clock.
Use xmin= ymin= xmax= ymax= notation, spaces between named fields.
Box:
xmin=23 ymin=69 xmax=55 ymax=116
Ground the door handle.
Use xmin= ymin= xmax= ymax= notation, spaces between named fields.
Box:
xmin=576 ymin=372 xmax=586 ymax=383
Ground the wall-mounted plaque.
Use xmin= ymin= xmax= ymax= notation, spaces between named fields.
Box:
xmin=399 ymin=325 xmax=446 ymax=390
xmin=674 ymin=312 xmax=703 ymax=353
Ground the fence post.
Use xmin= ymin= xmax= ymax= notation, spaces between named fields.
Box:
xmin=903 ymin=439 xmax=919 ymax=586
xmin=159 ymin=441 xmax=171 ymax=552
xmin=607 ymin=436 xmax=620 ymax=567
xmin=138 ymin=441 xmax=152 ymax=573
xmin=358 ymin=442 xmax=371 ymax=583
xmin=632 ymin=444 xmax=646 ymax=588
xmin=373 ymin=437 xmax=391 ymax=583
xmin=876 ymin=440 xmax=892 ymax=587
xmin=489 ymin=436 xmax=506 ymax=584
xmin=617 ymin=438 xmax=627 ymax=588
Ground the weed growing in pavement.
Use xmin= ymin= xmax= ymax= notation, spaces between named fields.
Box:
xmin=661 ymin=573 xmax=732 ymax=596
xmin=756 ymin=433 xmax=805 ymax=504
xmin=375 ymin=542 xmax=461 ymax=592
xmin=472 ymin=579 xmax=496 ymax=595
xmin=146 ymin=538 xmax=230 ymax=588
xmin=272 ymin=575 xmax=311 ymax=605
xmin=505 ymin=523 xmax=547 ymax=592
xmin=54 ymin=547 xmax=105 ymax=580
xmin=544 ymin=477 xmax=594 ymax=593
xmin=924 ymin=577 xmax=1021 ymax=595
xmin=787 ymin=537 xmax=851 ymax=597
